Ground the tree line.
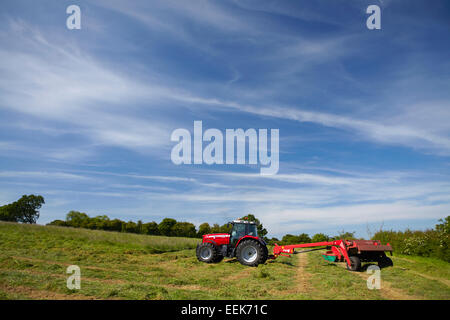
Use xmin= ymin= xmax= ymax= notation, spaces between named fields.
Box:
xmin=271 ymin=230 xmax=356 ymax=245
xmin=47 ymin=212 xmax=270 ymax=239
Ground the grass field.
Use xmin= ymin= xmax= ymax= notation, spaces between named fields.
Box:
xmin=0 ymin=221 xmax=449 ymax=300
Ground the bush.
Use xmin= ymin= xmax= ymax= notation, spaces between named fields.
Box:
xmin=311 ymin=233 xmax=329 ymax=243
xmin=280 ymin=233 xmax=311 ymax=245
xmin=373 ymin=216 xmax=450 ymax=262
xmin=47 ymin=219 xmax=67 ymax=227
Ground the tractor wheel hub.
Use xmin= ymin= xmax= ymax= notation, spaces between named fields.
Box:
xmin=200 ymin=247 xmax=212 ymax=260
xmin=242 ymin=246 xmax=258 ymax=263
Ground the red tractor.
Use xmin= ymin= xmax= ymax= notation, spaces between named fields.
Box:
xmin=197 ymin=219 xmax=393 ymax=271
xmin=196 ymin=219 xmax=268 ymax=266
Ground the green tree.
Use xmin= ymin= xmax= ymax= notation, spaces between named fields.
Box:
xmin=137 ymin=220 xmax=143 ymax=234
xmin=436 ymin=216 xmax=450 ymax=235
xmin=90 ymin=215 xmax=110 ymax=230
xmin=281 ymin=234 xmax=300 ymax=244
xmin=333 ymin=230 xmax=356 ymax=240
xmin=210 ymin=223 xmax=221 ymax=233
xmin=172 ymin=222 xmax=197 ymax=237
xmin=0 ymin=204 xmax=15 ymax=222
xmin=66 ymin=211 xmax=90 ymax=227
xmin=240 ymin=214 xmax=268 ymax=239
xmin=107 ymin=219 xmax=124 ymax=232
xmin=297 ymin=233 xmax=311 ymax=243
xmin=197 ymin=223 xmax=211 ymax=236
xmin=123 ymin=221 xmax=138 ymax=233
xmin=435 ymin=216 xmax=450 ymax=262
xmin=142 ymin=222 xmax=159 ymax=235
xmin=158 ymin=218 xmax=177 ymax=236
xmin=267 ymin=237 xmax=280 ymax=245
xmin=219 ymin=223 xmax=232 ymax=233
xmin=312 ymin=233 xmax=329 ymax=243
xmin=0 ymin=195 xmax=45 ymax=224
xmin=47 ymin=219 xmax=67 ymax=227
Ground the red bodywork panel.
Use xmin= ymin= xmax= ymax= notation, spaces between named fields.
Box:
xmin=202 ymin=233 xmax=230 ymax=246
xmin=202 ymin=234 xmax=261 ymax=247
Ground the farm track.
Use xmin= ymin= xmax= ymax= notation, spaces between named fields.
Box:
xmin=295 ymin=253 xmax=311 ymax=293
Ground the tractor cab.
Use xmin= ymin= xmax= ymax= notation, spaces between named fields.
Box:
xmin=229 ymin=220 xmax=258 ymax=246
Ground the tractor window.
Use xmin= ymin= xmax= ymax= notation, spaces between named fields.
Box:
xmin=230 ymin=223 xmax=246 ymax=245
xmin=247 ymin=224 xmax=258 ymax=237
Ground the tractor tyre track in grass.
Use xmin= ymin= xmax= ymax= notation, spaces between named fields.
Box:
xmin=296 ymin=253 xmax=311 ymax=294
xmin=406 ymin=270 xmax=450 ymax=287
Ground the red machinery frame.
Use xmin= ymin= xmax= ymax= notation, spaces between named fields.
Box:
xmin=273 ymin=239 xmax=393 ymax=269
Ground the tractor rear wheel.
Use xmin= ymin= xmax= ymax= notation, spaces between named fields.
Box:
xmin=346 ymin=256 xmax=361 ymax=271
xmin=236 ymin=240 xmax=267 ymax=267
xmin=196 ymin=242 xmax=219 ymax=263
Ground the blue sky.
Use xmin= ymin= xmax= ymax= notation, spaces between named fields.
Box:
xmin=1 ymin=0 xmax=449 ymax=238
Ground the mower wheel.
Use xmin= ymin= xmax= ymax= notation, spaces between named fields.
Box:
xmin=196 ymin=242 xmax=219 ymax=263
xmin=378 ymin=256 xmax=393 ymax=268
xmin=236 ymin=240 xmax=266 ymax=267
xmin=346 ymin=256 xmax=361 ymax=271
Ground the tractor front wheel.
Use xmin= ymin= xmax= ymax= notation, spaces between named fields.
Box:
xmin=196 ymin=242 xmax=220 ymax=263
xmin=236 ymin=240 xmax=267 ymax=267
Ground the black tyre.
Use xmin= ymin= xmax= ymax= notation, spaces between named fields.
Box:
xmin=236 ymin=240 xmax=267 ymax=267
xmin=346 ymin=256 xmax=361 ymax=271
xmin=196 ymin=242 xmax=219 ymax=263
xmin=261 ymin=244 xmax=269 ymax=264
xmin=378 ymin=256 xmax=393 ymax=268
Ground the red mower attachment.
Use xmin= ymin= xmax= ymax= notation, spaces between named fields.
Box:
xmin=196 ymin=219 xmax=393 ymax=271
xmin=273 ymin=239 xmax=393 ymax=271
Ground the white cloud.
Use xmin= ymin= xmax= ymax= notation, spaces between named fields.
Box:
xmin=258 ymin=201 xmax=449 ymax=236
xmin=0 ymin=171 xmax=91 ymax=181
xmin=172 ymin=94 xmax=450 ymax=154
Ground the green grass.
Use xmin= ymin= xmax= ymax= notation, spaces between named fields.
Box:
xmin=303 ymin=251 xmax=385 ymax=300
xmin=382 ymin=254 xmax=450 ymax=299
xmin=0 ymin=221 xmax=449 ymax=300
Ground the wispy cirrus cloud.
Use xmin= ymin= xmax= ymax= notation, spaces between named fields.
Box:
xmin=0 ymin=19 xmax=173 ymax=154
